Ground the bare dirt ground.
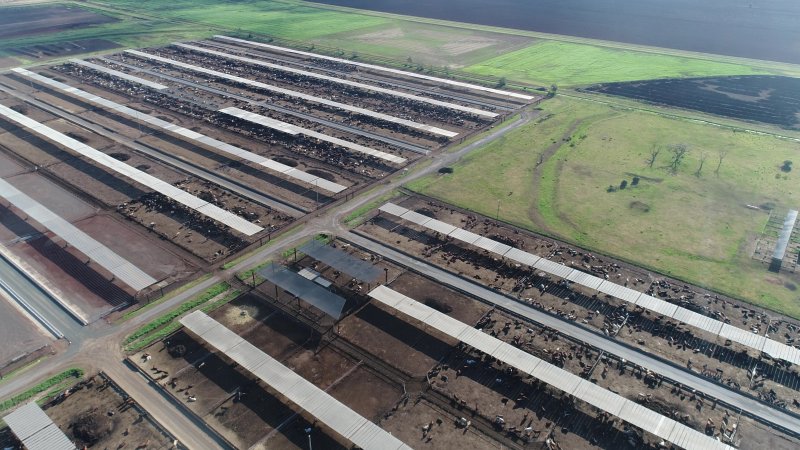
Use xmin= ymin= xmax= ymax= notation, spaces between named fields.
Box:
xmin=0 ymin=6 xmax=117 ymax=40
xmin=0 ymin=168 xmax=195 ymax=321
xmin=358 ymin=194 xmax=800 ymax=413
xmin=40 ymin=372 xmax=174 ymax=450
xmin=0 ymin=294 xmax=51 ymax=371
xmin=131 ymin=293 xmax=406 ymax=449
xmin=381 ymin=398 xmax=504 ymax=450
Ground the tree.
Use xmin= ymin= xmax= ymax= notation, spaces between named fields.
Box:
xmin=547 ymin=84 xmax=558 ymax=98
xmin=668 ymin=144 xmax=689 ymax=173
xmin=620 ymin=180 xmax=628 ymax=190
xmin=632 ymin=176 xmax=640 ymax=186
xmin=715 ymin=149 xmax=729 ymax=176
xmin=647 ymin=145 xmax=661 ymax=168
xmin=781 ymin=160 xmax=793 ymax=172
xmin=695 ymin=150 xmax=708 ymax=177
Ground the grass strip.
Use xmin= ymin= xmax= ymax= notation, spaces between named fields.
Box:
xmin=118 ymin=273 xmax=213 ymax=323
xmin=123 ymin=281 xmax=230 ymax=346
xmin=125 ymin=289 xmax=243 ymax=352
xmin=0 ymin=368 xmax=83 ymax=413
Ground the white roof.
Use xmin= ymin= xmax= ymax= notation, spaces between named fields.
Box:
xmin=447 ymin=227 xmax=483 ymax=244
xmin=596 ymin=281 xmax=642 ymax=303
xmin=719 ymin=324 xmax=767 ymax=351
xmin=70 ymin=59 xmax=168 ymax=90
xmin=14 ymin=68 xmax=345 ymax=194
xmin=0 ymin=99 xmax=262 ymax=236
xmin=502 ymin=247 xmax=541 ymax=267
xmin=671 ymin=308 xmax=724 ymax=336
xmin=367 ymin=285 xmax=734 ymax=450
xmin=219 ymin=106 xmax=405 ymax=164
xmin=533 ymin=258 xmax=574 ymax=279
xmin=378 ymin=202 xmax=409 ymax=217
xmin=0 ymin=178 xmax=155 ymax=291
xmin=126 ymin=48 xmax=446 ymax=140
xmin=635 ymin=294 xmax=679 ymax=317
xmin=566 ymin=270 xmax=605 ymax=290
xmin=372 ymin=202 xmax=800 ymax=368
xmin=214 ymin=35 xmax=535 ymax=100
xmin=424 ymin=218 xmax=458 ymax=235
xmin=177 ymin=42 xmax=482 ymax=124
xmin=3 ymin=402 xmax=75 ymax=450
xmin=399 ymin=209 xmax=434 ymax=226
xmin=180 ymin=311 xmax=412 ymax=450
xmin=472 ymin=236 xmax=512 ymax=255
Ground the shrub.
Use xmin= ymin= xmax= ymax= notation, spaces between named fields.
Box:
xmin=620 ymin=180 xmax=628 ymax=190
xmin=632 ymin=176 xmax=640 ymax=186
xmin=781 ymin=160 xmax=793 ymax=172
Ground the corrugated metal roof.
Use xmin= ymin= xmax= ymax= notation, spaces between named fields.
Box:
xmin=671 ymin=308 xmax=724 ymax=336
xmin=367 ymin=285 xmax=733 ymax=450
xmin=399 ymin=209 xmax=434 ymax=226
xmin=0 ymin=98 xmax=262 ymax=236
xmin=176 ymin=42 xmax=487 ymax=124
xmin=373 ymin=202 xmax=798 ymax=368
xmin=503 ymin=247 xmax=541 ymax=267
xmin=180 ymin=311 xmax=412 ymax=450
xmin=596 ymin=281 xmax=642 ymax=303
xmin=214 ymin=35 xmax=535 ymax=100
xmin=14 ymin=68 xmax=345 ymax=194
xmin=447 ymin=227 xmax=483 ymax=245
xmin=566 ymin=270 xmax=605 ymax=290
xmin=70 ymin=59 xmax=167 ymax=89
xmin=533 ymin=258 xmax=574 ymax=279
xmin=617 ymin=400 xmax=677 ymax=439
xmin=719 ymin=324 xmax=767 ymax=351
xmin=0 ymin=178 xmax=156 ymax=291
xmin=635 ymin=294 xmax=679 ymax=318
xmin=125 ymin=49 xmax=431 ymax=147
xmin=258 ymin=264 xmax=346 ymax=319
xmin=572 ymin=381 xmax=627 ymax=416
xmin=219 ymin=106 xmax=405 ymax=164
xmin=472 ymin=236 xmax=512 ymax=255
xmin=773 ymin=210 xmax=798 ymax=261
xmin=424 ymin=218 xmax=458 ymax=235
xmin=3 ymin=403 xmax=75 ymax=450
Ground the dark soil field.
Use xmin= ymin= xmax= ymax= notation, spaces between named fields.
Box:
xmin=0 ymin=6 xmax=117 ymax=40
xmin=0 ymin=295 xmax=51 ymax=371
xmin=585 ymin=76 xmax=800 ymax=128
xmin=312 ymin=0 xmax=800 ymax=64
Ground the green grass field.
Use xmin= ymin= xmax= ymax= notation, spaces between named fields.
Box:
xmin=408 ymin=96 xmax=800 ymax=318
xmin=3 ymin=0 xmax=799 ymax=86
xmin=464 ymin=40 xmax=778 ymax=86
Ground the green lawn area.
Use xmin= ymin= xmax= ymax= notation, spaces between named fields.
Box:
xmin=408 ymin=96 xmax=800 ymax=318
xmin=464 ymin=40 xmax=778 ymax=86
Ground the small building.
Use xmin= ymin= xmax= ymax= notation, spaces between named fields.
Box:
xmin=769 ymin=209 xmax=798 ymax=272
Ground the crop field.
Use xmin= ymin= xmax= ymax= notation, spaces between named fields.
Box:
xmin=407 ymin=95 xmax=800 ymax=318
xmin=463 ymin=41 xmax=777 ymax=87
xmin=3 ymin=1 xmax=800 ymax=88
xmin=586 ymin=76 xmax=800 ymax=129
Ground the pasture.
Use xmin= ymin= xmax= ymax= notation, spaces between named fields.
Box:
xmin=407 ymin=96 xmax=800 ymax=318
xmin=3 ymin=0 xmax=798 ymax=86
